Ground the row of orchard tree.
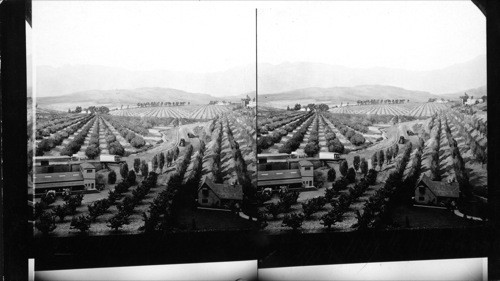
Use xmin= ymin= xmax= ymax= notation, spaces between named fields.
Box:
xmin=136 ymin=101 xmax=190 ymax=108
xmin=371 ymin=142 xmax=400 ymax=171
xmin=287 ymin=103 xmax=330 ymax=111
xmin=356 ymin=99 xmax=410 ymax=105
xmin=35 ymin=161 xmax=161 ymax=234
xmin=261 ymin=154 xmax=380 ymax=231
xmin=69 ymin=106 xmax=110 ymax=114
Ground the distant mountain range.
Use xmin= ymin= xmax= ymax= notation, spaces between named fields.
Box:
xmin=257 ymin=84 xmax=487 ymax=108
xmin=259 ymin=55 xmax=486 ymax=95
xmin=36 ymin=64 xmax=256 ymax=97
xmin=36 ymin=87 xmax=255 ymax=111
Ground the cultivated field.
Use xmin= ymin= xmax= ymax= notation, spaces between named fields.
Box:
xmin=330 ymin=102 xmax=450 ymax=117
xmin=110 ymin=105 xmax=233 ymax=119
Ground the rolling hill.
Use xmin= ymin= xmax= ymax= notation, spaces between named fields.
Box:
xmin=258 ymin=85 xmax=440 ymax=108
xmin=441 ymin=85 xmax=486 ymax=99
xmin=36 ymin=87 xmax=254 ymax=111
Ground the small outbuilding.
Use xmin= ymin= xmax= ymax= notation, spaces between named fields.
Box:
xmin=414 ymin=174 xmax=459 ymax=206
xmin=197 ymin=177 xmax=243 ymax=209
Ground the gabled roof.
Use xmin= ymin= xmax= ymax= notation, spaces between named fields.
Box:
xmin=79 ymin=162 xmax=95 ymax=169
xmin=258 ymin=169 xmax=302 ymax=181
xmin=33 ymin=172 xmax=83 ymax=184
xmin=416 ymin=174 xmax=459 ymax=198
xmin=199 ymin=177 xmax=243 ymax=200
xmin=298 ymin=160 xmax=313 ymax=167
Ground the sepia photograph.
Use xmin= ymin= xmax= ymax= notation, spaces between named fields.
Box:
xmin=29 ymin=1 xmax=258 ymax=237
xmin=256 ymin=1 xmax=488 ymax=233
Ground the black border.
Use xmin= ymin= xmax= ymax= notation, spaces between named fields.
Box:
xmin=1 ymin=0 xmax=30 ymax=279
xmin=0 ymin=0 xmax=498 ymax=279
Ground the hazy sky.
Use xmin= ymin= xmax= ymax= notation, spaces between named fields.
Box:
xmin=258 ymin=1 xmax=485 ymax=71
xmin=34 ymin=1 xmax=485 ymax=73
xmin=33 ymin=1 xmax=256 ymax=73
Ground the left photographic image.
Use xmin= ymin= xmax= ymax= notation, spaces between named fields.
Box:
xmin=30 ymin=1 xmax=257 ymax=237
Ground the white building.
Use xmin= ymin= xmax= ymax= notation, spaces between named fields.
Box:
xmin=465 ymin=97 xmax=483 ymax=105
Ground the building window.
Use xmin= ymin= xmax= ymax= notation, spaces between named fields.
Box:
xmin=418 ymin=186 xmax=426 ymax=194
xmin=419 ymin=196 xmax=425 ymax=201
xmin=86 ymin=170 xmax=93 ymax=173
xmin=202 ymin=188 xmax=209 ymax=197
xmin=202 ymin=199 xmax=208 ymax=204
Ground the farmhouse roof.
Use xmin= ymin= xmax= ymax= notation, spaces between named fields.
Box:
xmin=79 ymin=162 xmax=95 ymax=169
xmin=33 ymin=172 xmax=84 ymax=184
xmin=298 ymin=160 xmax=313 ymax=167
xmin=417 ymin=174 xmax=459 ymax=198
xmin=257 ymin=153 xmax=290 ymax=158
xmin=257 ymin=169 xmax=302 ymax=187
xmin=35 ymin=156 xmax=71 ymax=160
xmin=199 ymin=177 xmax=243 ymax=200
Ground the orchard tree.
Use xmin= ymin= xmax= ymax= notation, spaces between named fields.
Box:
xmin=152 ymin=155 xmax=158 ymax=171
xmin=166 ymin=150 xmax=173 ymax=167
xmin=294 ymin=104 xmax=302 ymax=111
xmin=317 ymin=104 xmax=329 ymax=111
xmin=133 ymin=158 xmax=141 ymax=173
xmin=393 ymin=143 xmax=399 ymax=157
xmin=304 ymin=143 xmax=318 ymax=157
xmin=350 ymin=134 xmax=366 ymax=146
xmin=159 ymin=152 xmax=165 ymax=170
xmin=366 ymin=169 xmax=378 ymax=185
xmin=353 ymin=155 xmax=360 ymax=172
xmin=108 ymin=170 xmax=117 ymax=184
xmin=282 ymin=213 xmax=305 ymax=231
xmin=174 ymin=147 xmax=180 ymax=160
xmin=378 ymin=150 xmax=385 ymax=170
xmin=120 ymin=162 xmax=129 ymax=180
xmin=360 ymin=158 xmax=368 ymax=177
xmin=85 ymin=146 xmax=100 ymax=159
xmin=327 ymin=168 xmax=336 ymax=182
xmin=346 ymin=167 xmax=356 ymax=183
xmin=386 ymin=147 xmax=393 ymax=163
xmin=371 ymin=153 xmax=378 ymax=170
xmin=107 ymin=213 xmax=130 ymax=231
xmin=35 ymin=211 xmax=57 ymax=235
xmin=70 ymin=215 xmax=92 ymax=233
xmin=140 ymin=160 xmax=149 ymax=177
xmin=127 ymin=170 xmax=137 ymax=186
xmin=53 ymin=205 xmax=67 ymax=222
xmin=339 ymin=160 xmax=348 ymax=178
xmin=266 ymin=202 xmax=281 ymax=220
xmin=320 ymin=208 xmax=343 ymax=229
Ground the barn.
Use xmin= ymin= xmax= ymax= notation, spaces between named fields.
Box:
xmin=33 ymin=162 xmax=97 ymax=195
xmin=414 ymin=174 xmax=459 ymax=206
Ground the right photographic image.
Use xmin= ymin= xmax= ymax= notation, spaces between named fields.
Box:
xmin=256 ymin=1 xmax=487 ymax=232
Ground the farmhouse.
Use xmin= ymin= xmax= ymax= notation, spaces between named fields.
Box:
xmin=414 ymin=174 xmax=459 ymax=206
xmin=197 ymin=177 xmax=243 ymax=209
xmin=33 ymin=162 xmax=97 ymax=195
